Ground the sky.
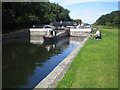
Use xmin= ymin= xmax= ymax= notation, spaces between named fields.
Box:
xmin=50 ymin=0 xmax=119 ymax=24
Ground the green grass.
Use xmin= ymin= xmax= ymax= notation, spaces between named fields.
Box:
xmin=56 ymin=26 xmax=118 ymax=88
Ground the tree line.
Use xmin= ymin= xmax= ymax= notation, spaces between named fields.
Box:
xmin=2 ymin=2 xmax=72 ymax=34
xmin=94 ymin=10 xmax=120 ymax=26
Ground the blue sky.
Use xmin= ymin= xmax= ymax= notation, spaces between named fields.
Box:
xmin=50 ymin=0 xmax=119 ymax=24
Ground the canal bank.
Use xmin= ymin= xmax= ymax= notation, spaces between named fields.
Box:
xmin=34 ymin=35 xmax=90 ymax=89
xmin=2 ymin=29 xmax=29 ymax=42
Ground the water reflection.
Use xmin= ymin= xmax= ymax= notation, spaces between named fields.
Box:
xmin=30 ymin=35 xmax=43 ymax=45
xmin=2 ymin=35 xmax=86 ymax=88
xmin=30 ymin=35 xmax=86 ymax=50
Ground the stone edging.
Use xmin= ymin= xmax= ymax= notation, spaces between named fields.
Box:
xmin=33 ymin=35 xmax=90 ymax=89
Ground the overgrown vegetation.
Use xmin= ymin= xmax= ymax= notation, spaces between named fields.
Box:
xmin=56 ymin=26 xmax=118 ymax=88
xmin=2 ymin=2 xmax=72 ymax=33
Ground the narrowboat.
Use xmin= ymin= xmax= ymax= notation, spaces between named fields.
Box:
xmin=43 ymin=27 xmax=70 ymax=40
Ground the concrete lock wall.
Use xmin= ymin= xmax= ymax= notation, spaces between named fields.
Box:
xmin=70 ymin=31 xmax=89 ymax=36
xmin=29 ymin=28 xmax=91 ymax=36
xmin=29 ymin=28 xmax=51 ymax=35
xmin=30 ymin=31 xmax=46 ymax=35
xmin=70 ymin=29 xmax=91 ymax=36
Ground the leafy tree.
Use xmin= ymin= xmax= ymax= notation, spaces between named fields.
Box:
xmin=106 ymin=22 xmax=112 ymax=26
xmin=94 ymin=11 xmax=120 ymax=26
xmin=2 ymin=2 xmax=71 ymax=33
xmin=73 ymin=19 xmax=82 ymax=25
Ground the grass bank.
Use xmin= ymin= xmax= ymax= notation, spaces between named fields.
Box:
xmin=56 ymin=26 xmax=118 ymax=88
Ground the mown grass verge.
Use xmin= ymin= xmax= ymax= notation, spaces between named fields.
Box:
xmin=56 ymin=26 xmax=118 ymax=88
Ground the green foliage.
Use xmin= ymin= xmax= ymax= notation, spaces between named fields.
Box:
xmin=106 ymin=22 xmax=112 ymax=26
xmin=2 ymin=2 xmax=71 ymax=33
xmin=73 ymin=19 xmax=82 ymax=24
xmin=84 ymin=23 xmax=90 ymax=25
xmin=94 ymin=11 xmax=120 ymax=26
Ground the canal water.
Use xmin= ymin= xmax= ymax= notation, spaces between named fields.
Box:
xmin=2 ymin=35 xmax=86 ymax=88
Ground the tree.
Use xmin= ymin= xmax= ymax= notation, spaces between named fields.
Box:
xmin=106 ymin=22 xmax=112 ymax=26
xmin=94 ymin=11 xmax=120 ymax=26
xmin=2 ymin=2 xmax=72 ymax=33
xmin=73 ymin=19 xmax=82 ymax=25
